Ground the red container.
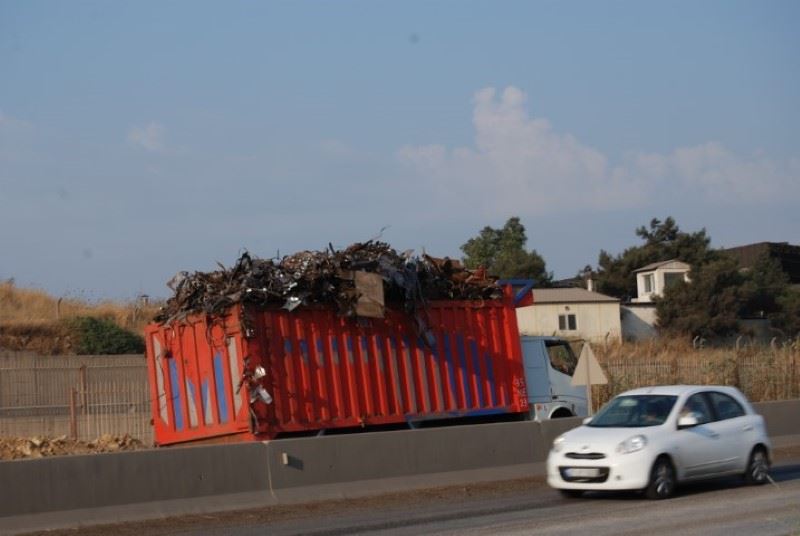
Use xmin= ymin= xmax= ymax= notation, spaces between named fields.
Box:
xmin=145 ymin=294 xmax=529 ymax=445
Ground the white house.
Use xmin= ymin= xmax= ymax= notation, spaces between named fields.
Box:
xmin=631 ymin=260 xmax=691 ymax=303
xmin=621 ymin=259 xmax=690 ymax=340
xmin=516 ymin=288 xmax=621 ymax=343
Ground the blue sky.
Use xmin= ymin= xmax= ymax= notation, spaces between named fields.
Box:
xmin=1 ymin=1 xmax=798 ymax=300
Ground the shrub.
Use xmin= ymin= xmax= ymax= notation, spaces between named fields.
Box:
xmin=68 ymin=316 xmax=145 ymax=355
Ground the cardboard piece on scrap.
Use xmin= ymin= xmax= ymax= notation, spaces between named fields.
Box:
xmin=354 ymin=271 xmax=385 ymax=318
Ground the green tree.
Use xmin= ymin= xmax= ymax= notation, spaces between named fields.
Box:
xmin=741 ymin=253 xmax=790 ymax=319
xmin=655 ymin=256 xmax=747 ymax=338
xmin=595 ymin=217 xmax=716 ymax=299
xmin=774 ymin=288 xmax=800 ymax=337
xmin=68 ymin=316 xmax=145 ymax=355
xmin=461 ymin=217 xmax=551 ymax=284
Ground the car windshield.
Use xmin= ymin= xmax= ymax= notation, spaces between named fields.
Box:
xmin=588 ymin=395 xmax=678 ymax=428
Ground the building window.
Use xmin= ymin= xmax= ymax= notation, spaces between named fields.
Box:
xmin=643 ymin=274 xmax=654 ymax=293
xmin=664 ymin=272 xmax=684 ymax=289
xmin=558 ymin=314 xmax=577 ymax=331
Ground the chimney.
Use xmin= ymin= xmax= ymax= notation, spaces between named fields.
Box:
xmin=586 ymin=278 xmax=595 ymax=292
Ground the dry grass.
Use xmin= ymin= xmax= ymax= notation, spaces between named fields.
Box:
xmin=591 ymin=338 xmax=800 ymax=406
xmin=0 ymin=281 xmax=161 ymax=354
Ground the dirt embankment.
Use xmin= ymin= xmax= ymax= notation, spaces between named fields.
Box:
xmin=0 ymin=434 xmax=146 ymax=461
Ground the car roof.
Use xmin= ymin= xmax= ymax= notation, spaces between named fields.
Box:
xmin=617 ymin=385 xmax=744 ymax=398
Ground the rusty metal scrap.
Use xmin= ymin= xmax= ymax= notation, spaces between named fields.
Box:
xmin=155 ymin=241 xmax=501 ymax=323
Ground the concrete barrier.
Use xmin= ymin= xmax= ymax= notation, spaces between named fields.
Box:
xmin=1 ymin=399 xmax=798 ymax=534
xmin=0 ymin=442 xmax=270 ymax=532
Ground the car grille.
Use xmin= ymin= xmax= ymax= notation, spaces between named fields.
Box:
xmin=565 ymin=452 xmax=606 ymax=460
xmin=559 ymin=466 xmax=610 ymax=483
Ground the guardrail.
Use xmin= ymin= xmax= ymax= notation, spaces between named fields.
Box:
xmin=2 ymin=399 xmax=799 ymax=535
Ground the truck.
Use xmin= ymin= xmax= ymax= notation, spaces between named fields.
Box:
xmin=145 ymin=285 xmax=587 ymax=446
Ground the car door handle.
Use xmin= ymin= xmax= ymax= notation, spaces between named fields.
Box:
xmin=709 ymin=432 xmax=720 ymax=439
xmin=742 ymin=425 xmax=753 ymax=432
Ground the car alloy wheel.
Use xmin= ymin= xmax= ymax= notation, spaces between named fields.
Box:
xmin=744 ymin=448 xmax=770 ymax=485
xmin=645 ymin=457 xmax=676 ymax=500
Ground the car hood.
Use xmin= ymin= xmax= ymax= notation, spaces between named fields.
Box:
xmin=557 ymin=425 xmax=659 ymax=454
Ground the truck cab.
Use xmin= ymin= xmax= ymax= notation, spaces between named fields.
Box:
xmin=520 ymin=336 xmax=587 ymax=420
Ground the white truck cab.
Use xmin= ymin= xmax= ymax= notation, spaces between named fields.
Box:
xmin=521 ymin=336 xmax=588 ymax=420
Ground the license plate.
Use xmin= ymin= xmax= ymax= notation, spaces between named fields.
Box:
xmin=566 ymin=467 xmax=600 ymax=478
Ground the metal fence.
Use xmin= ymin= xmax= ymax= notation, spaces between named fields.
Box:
xmin=0 ymin=352 xmax=152 ymax=444
xmin=1 ymin=344 xmax=797 ymax=443
xmin=594 ymin=343 xmax=800 ymax=408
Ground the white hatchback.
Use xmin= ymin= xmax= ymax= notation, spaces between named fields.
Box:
xmin=547 ymin=385 xmax=771 ymax=499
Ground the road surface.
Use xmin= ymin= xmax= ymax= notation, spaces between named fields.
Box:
xmin=25 ymin=456 xmax=800 ymax=536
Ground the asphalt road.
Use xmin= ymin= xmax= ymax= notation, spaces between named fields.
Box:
xmin=34 ymin=458 xmax=800 ymax=536
xmin=193 ymin=463 xmax=800 ymax=536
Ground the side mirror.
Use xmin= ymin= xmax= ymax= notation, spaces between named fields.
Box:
xmin=678 ymin=413 xmax=699 ymax=429
xmin=582 ymin=417 xmax=592 ymax=425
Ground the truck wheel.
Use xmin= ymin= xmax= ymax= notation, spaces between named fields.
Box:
xmin=551 ymin=409 xmax=573 ymax=419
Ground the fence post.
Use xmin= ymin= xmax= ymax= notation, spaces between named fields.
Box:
xmin=80 ymin=365 xmax=88 ymax=413
xmin=69 ymin=388 xmax=78 ymax=440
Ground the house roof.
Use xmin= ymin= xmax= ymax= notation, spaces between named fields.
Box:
xmin=633 ymin=259 xmax=690 ymax=273
xmin=531 ymin=288 xmax=619 ymax=304
xmin=724 ymin=242 xmax=800 ymax=284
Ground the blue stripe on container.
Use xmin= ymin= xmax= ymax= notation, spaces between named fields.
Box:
xmin=213 ymin=353 xmax=229 ymax=424
xmin=470 ymin=340 xmax=484 ymax=408
xmin=442 ymin=337 xmax=458 ymax=407
xmin=456 ymin=335 xmax=473 ymax=408
xmin=284 ymin=339 xmax=293 ymax=354
xmin=332 ymin=339 xmax=340 ymax=365
xmin=484 ymin=352 xmax=497 ymax=406
xmin=315 ymin=339 xmax=326 ymax=367
xmin=201 ymin=379 xmax=212 ymax=424
xmin=346 ymin=337 xmax=355 ymax=363
xmin=168 ymin=358 xmax=184 ymax=431
xmin=299 ymin=340 xmax=309 ymax=362
xmin=360 ymin=337 xmax=370 ymax=363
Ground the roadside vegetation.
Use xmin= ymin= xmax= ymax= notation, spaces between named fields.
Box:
xmin=462 ymin=216 xmax=800 ymax=340
xmin=592 ymin=337 xmax=799 ymax=407
xmin=0 ymin=280 xmax=158 ymax=354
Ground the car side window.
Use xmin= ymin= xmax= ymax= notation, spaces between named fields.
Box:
xmin=708 ymin=392 xmax=745 ymax=420
xmin=680 ymin=393 xmax=713 ymax=424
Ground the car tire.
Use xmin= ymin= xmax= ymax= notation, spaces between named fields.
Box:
xmin=743 ymin=447 xmax=770 ymax=485
xmin=644 ymin=457 xmax=676 ymax=500
xmin=559 ymin=489 xmax=584 ymax=499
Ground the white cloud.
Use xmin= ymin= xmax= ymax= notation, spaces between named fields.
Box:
xmin=397 ymin=86 xmax=799 ymax=216
xmin=127 ymin=122 xmax=165 ymax=152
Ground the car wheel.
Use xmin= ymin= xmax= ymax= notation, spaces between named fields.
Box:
xmin=644 ymin=457 xmax=676 ymax=500
xmin=559 ymin=489 xmax=584 ymax=499
xmin=743 ymin=447 xmax=770 ymax=485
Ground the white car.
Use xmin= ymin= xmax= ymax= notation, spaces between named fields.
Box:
xmin=547 ymin=385 xmax=771 ymax=499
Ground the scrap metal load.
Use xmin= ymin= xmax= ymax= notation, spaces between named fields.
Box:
xmin=155 ymin=241 xmax=500 ymax=324
xmin=145 ymin=241 xmax=531 ymax=445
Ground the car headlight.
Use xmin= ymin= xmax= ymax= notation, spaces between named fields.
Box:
xmin=552 ymin=435 xmax=566 ymax=453
xmin=616 ymin=434 xmax=647 ymax=454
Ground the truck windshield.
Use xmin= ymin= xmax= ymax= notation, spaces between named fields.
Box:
xmin=588 ymin=395 xmax=678 ymax=427
xmin=546 ymin=342 xmax=577 ymax=376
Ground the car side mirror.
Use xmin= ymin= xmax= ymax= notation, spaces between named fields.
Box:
xmin=678 ymin=413 xmax=699 ymax=429
xmin=582 ymin=417 xmax=592 ymax=425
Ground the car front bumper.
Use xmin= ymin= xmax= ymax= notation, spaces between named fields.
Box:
xmin=546 ymin=450 xmax=656 ymax=491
